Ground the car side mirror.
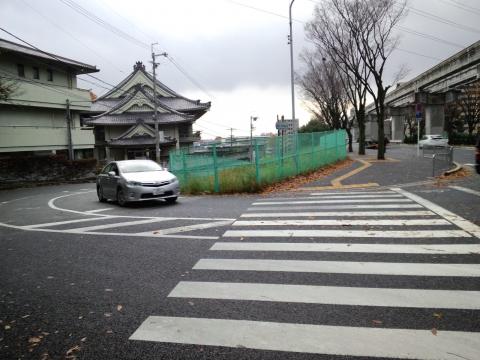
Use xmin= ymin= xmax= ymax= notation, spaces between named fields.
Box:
xmin=108 ymin=171 xmax=116 ymax=177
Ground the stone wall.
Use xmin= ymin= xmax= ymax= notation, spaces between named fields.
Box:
xmin=0 ymin=155 xmax=97 ymax=189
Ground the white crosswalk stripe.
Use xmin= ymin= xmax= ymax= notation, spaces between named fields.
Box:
xmin=130 ymin=188 xmax=480 ymax=358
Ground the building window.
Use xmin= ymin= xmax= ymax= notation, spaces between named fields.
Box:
xmin=47 ymin=69 xmax=53 ymax=81
xmin=17 ymin=64 xmax=25 ymax=77
xmin=33 ymin=67 xmax=39 ymax=79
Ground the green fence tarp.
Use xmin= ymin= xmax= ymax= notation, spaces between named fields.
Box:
xmin=169 ymin=130 xmax=347 ymax=193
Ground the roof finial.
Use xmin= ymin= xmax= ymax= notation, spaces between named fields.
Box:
xmin=133 ymin=61 xmax=145 ymax=71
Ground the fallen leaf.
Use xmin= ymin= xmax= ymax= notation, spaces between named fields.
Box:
xmin=4 ymin=325 xmax=11 ymax=330
xmin=188 ymin=301 xmax=195 ymax=306
xmin=21 ymin=315 xmax=30 ymax=319
xmin=372 ymin=320 xmax=383 ymax=325
xmin=116 ymin=305 xmax=123 ymax=312
xmin=106 ymin=330 xmax=113 ymax=334
xmin=433 ymin=312 xmax=443 ymax=319
xmin=104 ymin=313 xmax=112 ymax=317
xmin=104 ymin=288 xmax=113 ymax=292
xmin=28 ymin=336 xmax=42 ymax=344
xmin=80 ymin=337 xmax=87 ymax=342
xmin=66 ymin=345 xmax=81 ymax=356
xmin=431 ymin=328 xmax=438 ymax=336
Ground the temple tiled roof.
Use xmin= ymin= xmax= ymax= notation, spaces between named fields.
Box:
xmin=84 ymin=113 xmax=193 ymax=126
xmin=108 ymin=136 xmax=176 ymax=147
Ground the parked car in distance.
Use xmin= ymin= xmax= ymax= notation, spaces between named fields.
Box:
xmin=96 ymin=160 xmax=180 ymax=206
xmin=418 ymin=134 xmax=448 ymax=149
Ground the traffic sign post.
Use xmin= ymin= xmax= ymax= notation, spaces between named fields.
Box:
xmin=415 ymin=104 xmax=422 ymax=157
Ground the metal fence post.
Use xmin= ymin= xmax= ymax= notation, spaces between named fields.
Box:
xmin=295 ymin=132 xmax=300 ymax=175
xmin=212 ymin=144 xmax=219 ymax=193
xmin=254 ymin=139 xmax=260 ymax=185
xmin=182 ymin=150 xmax=188 ymax=183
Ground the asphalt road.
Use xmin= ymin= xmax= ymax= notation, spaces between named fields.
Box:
xmin=1 ymin=155 xmax=479 ymax=359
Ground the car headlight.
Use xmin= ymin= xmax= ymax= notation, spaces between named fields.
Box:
xmin=169 ymin=177 xmax=178 ymax=184
xmin=126 ymin=181 xmax=142 ymax=186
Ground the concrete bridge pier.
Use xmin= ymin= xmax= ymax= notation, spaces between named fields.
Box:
xmin=424 ymin=104 xmax=444 ymax=135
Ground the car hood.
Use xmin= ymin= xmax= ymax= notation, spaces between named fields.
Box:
xmin=122 ymin=171 xmax=176 ymax=183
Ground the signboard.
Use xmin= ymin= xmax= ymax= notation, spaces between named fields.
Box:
xmin=276 ymin=120 xmax=288 ymax=130
xmin=415 ymin=103 xmax=422 ymax=119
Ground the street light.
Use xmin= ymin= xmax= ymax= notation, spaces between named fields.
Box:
xmin=288 ymin=0 xmax=296 ymax=125
xmin=151 ymin=43 xmax=167 ymax=163
xmin=250 ymin=116 xmax=258 ymax=162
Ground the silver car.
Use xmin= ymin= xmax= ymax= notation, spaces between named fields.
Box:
xmin=96 ymin=160 xmax=180 ymax=206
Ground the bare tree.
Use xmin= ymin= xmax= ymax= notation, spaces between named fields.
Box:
xmin=297 ymin=52 xmax=354 ymax=151
xmin=306 ymin=0 xmax=407 ymax=159
xmin=458 ymin=80 xmax=480 ymax=135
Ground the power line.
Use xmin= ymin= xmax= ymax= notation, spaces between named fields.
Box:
xmin=442 ymin=0 xmax=480 ymax=16
xmin=395 ymin=47 xmax=443 ymax=61
xmin=404 ymin=4 xmax=480 ymax=34
xmin=57 ymin=0 xmax=149 ymax=49
xmin=20 ymin=0 xmax=125 ymax=73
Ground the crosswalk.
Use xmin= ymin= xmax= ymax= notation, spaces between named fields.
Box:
xmin=130 ymin=188 xmax=480 ymax=359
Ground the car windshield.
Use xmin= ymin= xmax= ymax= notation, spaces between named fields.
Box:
xmin=117 ymin=161 xmax=162 ymax=173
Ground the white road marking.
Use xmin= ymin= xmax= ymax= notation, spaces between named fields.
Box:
xmin=210 ymin=242 xmax=480 ymax=254
xmin=392 ymin=187 xmax=480 ymax=238
xmin=129 ymin=316 xmax=480 ymax=359
xmin=169 ymin=281 xmax=480 ymax=309
xmin=232 ymin=219 xmax=450 ymax=226
xmin=136 ymin=220 xmax=234 ymax=236
xmin=255 ymin=194 xmax=404 ymax=201
xmin=67 ymin=218 xmax=170 ymax=232
xmin=252 ymin=199 xmax=413 ymax=205
xmin=223 ymin=229 xmax=470 ymax=238
xmin=248 ymin=204 xmax=423 ymax=211
xmin=308 ymin=191 xmax=396 ymax=196
xmin=0 ymin=222 xmax=219 ymax=240
xmin=449 ymin=185 xmax=480 ymax=197
xmin=24 ymin=217 xmax=105 ymax=229
xmin=193 ymin=259 xmax=480 ymax=277
xmin=85 ymin=208 xmax=114 ymax=213
xmin=241 ymin=210 xmax=435 ymax=217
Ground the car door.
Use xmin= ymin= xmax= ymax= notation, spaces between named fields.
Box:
xmin=104 ymin=163 xmax=120 ymax=197
xmin=98 ymin=164 xmax=112 ymax=197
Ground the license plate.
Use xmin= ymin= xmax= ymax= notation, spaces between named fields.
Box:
xmin=153 ymin=188 xmax=164 ymax=195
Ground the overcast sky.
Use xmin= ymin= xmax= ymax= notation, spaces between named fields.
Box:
xmin=1 ymin=0 xmax=479 ymax=138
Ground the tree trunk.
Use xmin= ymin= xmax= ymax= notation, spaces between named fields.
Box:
xmin=376 ymin=91 xmax=386 ymax=160
xmin=357 ymin=106 xmax=366 ymax=155
xmin=346 ymin=127 xmax=353 ymax=152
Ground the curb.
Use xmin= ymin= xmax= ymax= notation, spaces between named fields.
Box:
xmin=443 ymin=161 xmax=462 ymax=176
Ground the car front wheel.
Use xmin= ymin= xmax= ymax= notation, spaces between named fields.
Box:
xmin=97 ymin=185 xmax=106 ymax=202
xmin=117 ymin=188 xmax=127 ymax=206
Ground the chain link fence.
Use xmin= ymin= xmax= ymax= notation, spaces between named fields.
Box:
xmin=169 ymin=130 xmax=347 ymax=193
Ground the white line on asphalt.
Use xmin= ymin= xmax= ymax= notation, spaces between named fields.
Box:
xmin=136 ymin=220 xmax=234 ymax=236
xmin=210 ymin=242 xmax=480 ymax=254
xmin=193 ymin=259 xmax=480 ymax=277
xmin=252 ymin=199 xmax=413 ymax=205
xmin=24 ymin=217 xmax=106 ymax=229
xmin=232 ymin=219 xmax=450 ymax=226
xmin=247 ymin=204 xmax=424 ymax=211
xmin=85 ymin=208 xmax=114 ymax=213
xmin=392 ymin=187 xmax=480 ymax=238
xmin=308 ymin=191 xmax=396 ymax=196
xmin=67 ymin=218 xmax=170 ymax=232
xmin=169 ymin=281 xmax=480 ymax=309
xmin=255 ymin=194 xmax=404 ymax=201
xmin=0 ymin=222 xmax=219 ymax=240
xmin=129 ymin=316 xmax=480 ymax=359
xmin=241 ymin=210 xmax=435 ymax=218
xmin=449 ymin=185 xmax=480 ymax=197
xmin=223 ymin=229 xmax=470 ymax=238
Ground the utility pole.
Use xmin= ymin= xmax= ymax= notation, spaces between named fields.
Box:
xmin=151 ymin=43 xmax=167 ymax=164
xmin=66 ymin=99 xmax=74 ymax=160
xmin=288 ymin=0 xmax=296 ymax=125
xmin=229 ymin=127 xmax=235 ymax=148
xmin=250 ymin=116 xmax=258 ymax=162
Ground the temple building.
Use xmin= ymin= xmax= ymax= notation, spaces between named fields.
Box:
xmin=84 ymin=61 xmax=210 ymax=162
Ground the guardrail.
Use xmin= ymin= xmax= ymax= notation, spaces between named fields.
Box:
xmin=422 ymin=145 xmax=453 ymax=176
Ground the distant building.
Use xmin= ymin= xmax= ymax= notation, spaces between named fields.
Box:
xmin=85 ymin=61 xmax=211 ymax=162
xmin=276 ymin=115 xmax=298 ymax=136
xmin=0 ymin=38 xmax=98 ymax=159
